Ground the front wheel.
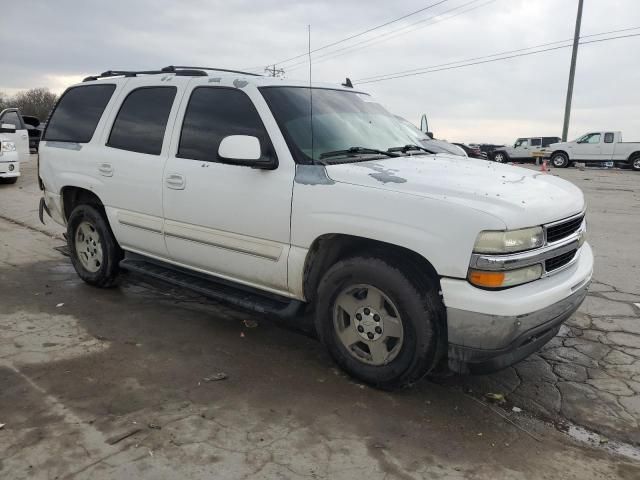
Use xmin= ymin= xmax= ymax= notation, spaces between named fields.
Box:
xmin=67 ymin=204 xmax=123 ymax=287
xmin=551 ymin=152 xmax=570 ymax=168
xmin=631 ymin=155 xmax=640 ymax=172
xmin=493 ymin=152 xmax=508 ymax=163
xmin=315 ymin=254 xmax=443 ymax=389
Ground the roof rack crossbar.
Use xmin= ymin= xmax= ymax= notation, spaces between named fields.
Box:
xmin=163 ymin=65 xmax=262 ymax=77
xmin=83 ymin=68 xmax=207 ymax=82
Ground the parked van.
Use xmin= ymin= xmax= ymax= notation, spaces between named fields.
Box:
xmin=38 ymin=67 xmax=592 ymax=388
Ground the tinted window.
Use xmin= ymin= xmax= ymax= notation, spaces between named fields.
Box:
xmin=604 ymin=132 xmax=614 ymax=143
xmin=1 ymin=111 xmax=22 ymax=129
xmin=530 ymin=138 xmax=542 ymax=147
xmin=108 ymin=87 xmax=176 ymax=155
xmin=542 ymin=137 xmax=559 ymax=147
xmin=44 ymin=85 xmax=115 ymax=142
xmin=178 ymin=87 xmax=270 ymax=162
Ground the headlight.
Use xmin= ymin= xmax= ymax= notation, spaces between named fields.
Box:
xmin=468 ymin=264 xmax=543 ymax=289
xmin=473 ymin=226 xmax=544 ymax=254
xmin=1 ymin=141 xmax=16 ymax=152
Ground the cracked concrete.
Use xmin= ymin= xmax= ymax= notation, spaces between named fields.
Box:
xmin=1 ymin=161 xmax=640 ymax=478
xmin=451 ymin=167 xmax=640 ymax=445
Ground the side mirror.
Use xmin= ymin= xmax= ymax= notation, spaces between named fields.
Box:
xmin=0 ymin=123 xmax=16 ymax=134
xmin=218 ymin=135 xmax=275 ymax=169
xmin=425 ymin=131 xmax=434 ymax=139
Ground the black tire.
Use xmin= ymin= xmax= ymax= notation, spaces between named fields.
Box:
xmin=67 ymin=204 xmax=123 ymax=287
xmin=315 ymin=254 xmax=444 ymax=390
xmin=493 ymin=151 xmax=509 ymax=163
xmin=630 ymin=155 xmax=640 ymax=172
xmin=551 ymin=152 xmax=570 ymax=168
xmin=0 ymin=177 xmax=18 ymax=184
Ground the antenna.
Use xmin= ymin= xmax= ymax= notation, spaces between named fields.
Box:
xmin=308 ymin=25 xmax=315 ymax=164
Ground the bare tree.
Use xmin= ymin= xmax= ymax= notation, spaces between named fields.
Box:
xmin=6 ymin=88 xmax=58 ymax=121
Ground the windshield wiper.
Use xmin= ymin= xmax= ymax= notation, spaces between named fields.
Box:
xmin=319 ymin=146 xmax=400 ymax=160
xmin=388 ymin=144 xmax=435 ymax=154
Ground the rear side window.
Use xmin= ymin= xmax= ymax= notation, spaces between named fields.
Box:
xmin=542 ymin=137 xmax=559 ymax=147
xmin=43 ymin=84 xmax=115 ymax=142
xmin=604 ymin=132 xmax=614 ymax=143
xmin=108 ymin=87 xmax=176 ymax=155
xmin=530 ymin=138 xmax=541 ymax=147
xmin=178 ymin=87 xmax=270 ymax=162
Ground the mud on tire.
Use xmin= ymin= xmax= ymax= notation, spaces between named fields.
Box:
xmin=315 ymin=254 xmax=444 ymax=390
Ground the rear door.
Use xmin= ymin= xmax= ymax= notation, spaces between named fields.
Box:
xmin=529 ymin=138 xmax=542 ymax=159
xmin=0 ymin=109 xmax=30 ymax=162
xmin=95 ymin=78 xmax=187 ymax=259
xmin=601 ymin=132 xmax=616 ymax=160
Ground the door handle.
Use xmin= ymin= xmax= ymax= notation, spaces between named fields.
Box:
xmin=166 ymin=173 xmax=186 ymax=190
xmin=21 ymin=134 xmax=28 ymax=139
xmin=98 ymin=162 xmax=114 ymax=177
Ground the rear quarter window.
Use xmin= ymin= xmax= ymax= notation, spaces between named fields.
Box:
xmin=43 ymin=84 xmax=116 ymax=143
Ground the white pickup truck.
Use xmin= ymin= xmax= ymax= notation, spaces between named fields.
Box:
xmin=545 ymin=131 xmax=640 ymax=171
xmin=38 ymin=66 xmax=593 ymax=388
xmin=0 ymin=123 xmax=21 ymax=184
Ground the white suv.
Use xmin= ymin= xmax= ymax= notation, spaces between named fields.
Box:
xmin=39 ymin=66 xmax=593 ymax=388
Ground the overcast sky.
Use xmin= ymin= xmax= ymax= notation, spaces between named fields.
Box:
xmin=3 ymin=0 xmax=639 ymax=143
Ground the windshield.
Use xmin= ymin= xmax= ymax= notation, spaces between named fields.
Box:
xmin=260 ymin=87 xmax=419 ymax=163
xmin=394 ymin=117 xmax=465 ymax=156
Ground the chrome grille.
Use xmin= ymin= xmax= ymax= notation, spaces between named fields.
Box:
xmin=546 ymin=215 xmax=584 ymax=243
xmin=545 ymin=249 xmax=577 ymax=272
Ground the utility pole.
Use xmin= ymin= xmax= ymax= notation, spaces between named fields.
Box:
xmin=265 ymin=64 xmax=285 ymax=77
xmin=562 ymin=0 xmax=584 ymax=141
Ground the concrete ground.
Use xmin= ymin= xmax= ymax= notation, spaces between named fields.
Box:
xmin=0 ymin=158 xmax=639 ymax=479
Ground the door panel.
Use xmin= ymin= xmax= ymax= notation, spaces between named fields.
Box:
xmin=162 ymin=83 xmax=294 ymax=293
xmin=573 ymin=133 xmax=601 ymax=161
xmin=95 ymin=77 xmax=189 ymax=258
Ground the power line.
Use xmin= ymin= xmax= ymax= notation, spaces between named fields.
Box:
xmin=355 ymin=31 xmax=640 ymax=84
xmin=283 ymin=0 xmax=495 ymax=72
xmin=269 ymin=0 xmax=450 ymax=67
xmin=355 ymin=26 xmax=640 ymax=82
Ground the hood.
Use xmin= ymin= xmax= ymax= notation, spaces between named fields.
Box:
xmin=324 ymin=155 xmax=585 ymax=229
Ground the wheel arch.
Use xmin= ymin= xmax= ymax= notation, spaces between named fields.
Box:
xmin=60 ymin=186 xmax=105 ymax=221
xmin=627 ymin=151 xmax=640 ymax=161
xmin=302 ymin=233 xmax=442 ymax=304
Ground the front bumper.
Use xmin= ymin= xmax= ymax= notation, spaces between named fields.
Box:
xmin=443 ymin=242 xmax=593 ymax=374
xmin=0 ymin=161 xmax=20 ymax=178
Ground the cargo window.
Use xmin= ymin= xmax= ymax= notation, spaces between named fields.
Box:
xmin=177 ymin=87 xmax=271 ymax=163
xmin=108 ymin=87 xmax=176 ymax=155
xmin=43 ymin=84 xmax=115 ymax=143
xmin=604 ymin=132 xmax=614 ymax=143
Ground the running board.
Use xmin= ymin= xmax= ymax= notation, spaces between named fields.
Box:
xmin=119 ymin=254 xmax=305 ymax=319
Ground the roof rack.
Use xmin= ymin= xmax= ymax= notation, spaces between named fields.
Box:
xmin=82 ymin=65 xmax=262 ymax=82
xmin=163 ymin=65 xmax=262 ymax=77
xmin=83 ymin=68 xmax=208 ymax=82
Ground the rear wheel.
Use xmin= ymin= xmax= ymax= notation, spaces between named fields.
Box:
xmin=315 ymin=254 xmax=443 ymax=389
xmin=551 ymin=152 xmax=570 ymax=168
xmin=493 ymin=152 xmax=508 ymax=163
xmin=67 ymin=204 xmax=123 ymax=287
xmin=631 ymin=155 xmax=640 ymax=172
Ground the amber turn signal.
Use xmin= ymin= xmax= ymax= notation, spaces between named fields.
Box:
xmin=468 ymin=270 xmax=506 ymax=288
